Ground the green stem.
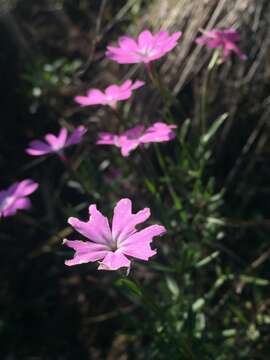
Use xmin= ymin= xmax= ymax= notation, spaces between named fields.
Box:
xmin=111 ymin=106 xmax=126 ymax=128
xmin=147 ymin=65 xmax=174 ymax=119
xmin=200 ymin=49 xmax=219 ymax=135
xmin=200 ymin=72 xmax=208 ymax=135
xmin=154 ymin=144 xmax=183 ymax=212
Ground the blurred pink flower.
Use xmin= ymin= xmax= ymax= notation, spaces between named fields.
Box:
xmin=106 ymin=29 xmax=181 ymax=65
xmin=196 ymin=29 xmax=247 ymax=61
xmin=97 ymin=122 xmax=177 ymax=157
xmin=0 ymin=179 xmax=38 ymax=218
xmin=63 ymin=198 xmax=166 ymax=271
xmin=74 ymin=80 xmax=144 ymax=109
xmin=26 ymin=126 xmax=87 ymax=157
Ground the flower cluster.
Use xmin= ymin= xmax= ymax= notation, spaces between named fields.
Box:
xmin=5 ymin=27 xmax=246 ymax=273
xmin=64 ymin=27 xmax=246 ymax=271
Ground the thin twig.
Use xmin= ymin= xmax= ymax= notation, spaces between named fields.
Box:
xmin=78 ymin=0 xmax=107 ymax=77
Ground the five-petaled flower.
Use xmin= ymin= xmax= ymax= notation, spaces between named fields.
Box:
xmin=63 ymin=198 xmax=166 ymax=271
xmin=0 ymin=179 xmax=38 ymax=218
xmin=106 ymin=29 xmax=181 ymax=65
xmin=26 ymin=126 xmax=87 ymax=158
xmin=196 ymin=28 xmax=247 ymax=61
xmin=74 ymin=80 xmax=144 ymax=109
xmin=97 ymin=122 xmax=177 ymax=157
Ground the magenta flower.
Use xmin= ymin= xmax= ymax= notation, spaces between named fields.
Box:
xmin=196 ymin=29 xmax=247 ymax=61
xmin=63 ymin=198 xmax=166 ymax=271
xmin=97 ymin=122 xmax=177 ymax=157
xmin=106 ymin=29 xmax=181 ymax=65
xmin=0 ymin=179 xmax=38 ymax=218
xmin=26 ymin=126 xmax=87 ymax=158
xmin=74 ymin=79 xmax=144 ymax=109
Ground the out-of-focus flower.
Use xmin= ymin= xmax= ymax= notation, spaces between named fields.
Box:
xmin=0 ymin=179 xmax=38 ymax=218
xmin=63 ymin=198 xmax=166 ymax=271
xmin=97 ymin=122 xmax=177 ymax=157
xmin=74 ymin=80 xmax=144 ymax=109
xmin=106 ymin=30 xmax=181 ymax=65
xmin=26 ymin=126 xmax=87 ymax=157
xmin=196 ymin=28 xmax=247 ymax=61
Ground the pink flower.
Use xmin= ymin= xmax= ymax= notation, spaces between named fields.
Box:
xmin=0 ymin=179 xmax=38 ymax=218
xmin=74 ymin=80 xmax=144 ymax=109
xmin=97 ymin=122 xmax=177 ymax=157
xmin=63 ymin=198 xmax=166 ymax=271
xmin=26 ymin=126 xmax=87 ymax=157
xmin=196 ymin=29 xmax=247 ymax=61
xmin=106 ymin=29 xmax=182 ymax=65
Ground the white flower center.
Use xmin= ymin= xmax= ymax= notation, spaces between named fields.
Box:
xmin=109 ymin=231 xmax=127 ymax=251
xmin=51 ymin=143 xmax=63 ymax=151
xmin=138 ymin=47 xmax=154 ymax=58
xmin=105 ymin=95 xmax=117 ymax=108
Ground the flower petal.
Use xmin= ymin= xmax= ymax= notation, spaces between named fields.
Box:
xmin=154 ymin=31 xmax=169 ymax=43
xmin=112 ymin=198 xmax=150 ymax=243
xmin=223 ymin=29 xmax=241 ymax=42
xmin=68 ymin=204 xmax=113 ymax=247
xmin=63 ymin=239 xmax=109 ymax=266
xmin=12 ymin=179 xmax=39 ymax=197
xmin=106 ymin=50 xmax=141 ymax=64
xmin=224 ymin=42 xmax=247 ymax=60
xmin=121 ymin=224 xmax=166 ymax=260
xmin=119 ymin=79 xmax=132 ymax=91
xmin=118 ymin=138 xmax=140 ymax=157
xmin=104 ymin=84 xmax=132 ymax=102
xmin=104 ymin=84 xmax=121 ymax=97
xmin=138 ymin=30 xmax=153 ymax=48
xmin=2 ymin=197 xmax=31 ymax=217
xmin=196 ymin=36 xmax=208 ymax=45
xmin=170 ymin=31 xmax=182 ymax=42
xmin=98 ymin=251 xmax=130 ymax=270
xmin=123 ymin=125 xmax=144 ymax=139
xmin=139 ymin=122 xmax=176 ymax=143
xmin=159 ymin=34 xmax=182 ymax=53
xmin=66 ymin=126 xmax=87 ymax=146
xmin=75 ymin=89 xmax=106 ymax=106
xmin=57 ymin=128 xmax=68 ymax=148
xmin=118 ymin=36 xmax=138 ymax=51
xmin=45 ymin=133 xmax=59 ymax=148
xmin=96 ymin=132 xmax=118 ymax=145
xmin=26 ymin=140 xmax=52 ymax=156
xmin=130 ymin=80 xmax=145 ymax=90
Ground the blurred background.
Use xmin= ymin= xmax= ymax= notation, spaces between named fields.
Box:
xmin=1 ymin=0 xmax=270 ymax=359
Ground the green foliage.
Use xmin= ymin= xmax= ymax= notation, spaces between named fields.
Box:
xmin=101 ymin=67 xmax=269 ymax=359
xmin=22 ymin=57 xmax=82 ymax=112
